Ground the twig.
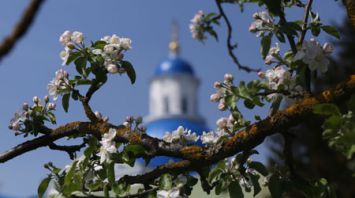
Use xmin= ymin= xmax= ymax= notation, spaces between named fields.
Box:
xmin=0 ymin=0 xmax=45 ymax=62
xmin=215 ymin=0 xmax=260 ymax=73
xmin=298 ymin=0 xmax=314 ymax=45
xmin=48 ymin=142 xmax=86 ymax=159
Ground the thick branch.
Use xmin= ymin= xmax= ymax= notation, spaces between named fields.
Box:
xmin=0 ymin=0 xmax=45 ymax=62
xmin=48 ymin=142 xmax=86 ymax=160
xmin=215 ymin=0 xmax=260 ymax=73
xmin=0 ymin=121 xmax=102 ymax=163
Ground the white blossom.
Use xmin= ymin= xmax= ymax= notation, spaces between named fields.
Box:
xmin=157 ymin=188 xmax=181 ymax=198
xmin=59 ymin=30 xmax=72 ymax=46
xmin=47 ymin=69 xmax=71 ymax=100
xmin=189 ymin=10 xmax=205 ymax=41
xmin=97 ymin=128 xmax=117 ymax=164
xmin=210 ymin=93 xmax=220 ymax=102
xmin=216 ymin=117 xmax=228 ymax=128
xmin=265 ymin=66 xmax=291 ymax=90
xmin=162 ymin=126 xmax=199 ymax=143
xmin=106 ymin=64 xmax=118 ymax=73
xmin=71 ymin=31 xmax=84 ymax=44
xmin=201 ymin=130 xmax=226 ymax=145
xmin=249 ymin=11 xmax=274 ymax=37
xmin=47 ymin=103 xmax=56 ymax=110
xmin=120 ymin=38 xmax=132 ymax=50
xmin=59 ymin=47 xmax=71 ymax=65
xmin=293 ymin=39 xmax=331 ymax=74
xmin=264 ymin=43 xmax=280 ymax=65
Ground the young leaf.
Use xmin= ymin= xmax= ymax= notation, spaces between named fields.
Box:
xmin=160 ymin=174 xmax=173 ymax=190
xmin=260 ymin=34 xmax=272 ymax=59
xmin=248 ymin=161 xmax=268 ymax=176
xmin=62 ymin=93 xmax=70 ymax=112
xmin=228 ymin=181 xmax=244 ymax=198
xmin=38 ymin=176 xmax=51 ymax=198
xmin=313 ymin=103 xmax=341 ymax=116
xmin=121 ymin=61 xmax=136 ymax=84
xmin=321 ymin=25 xmax=340 ymax=39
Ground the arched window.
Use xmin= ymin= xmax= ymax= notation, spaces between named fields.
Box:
xmin=164 ymin=97 xmax=169 ymax=113
xmin=182 ymin=96 xmax=188 ymax=114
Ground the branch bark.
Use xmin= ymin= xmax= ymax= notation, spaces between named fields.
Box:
xmin=0 ymin=0 xmax=45 ymax=62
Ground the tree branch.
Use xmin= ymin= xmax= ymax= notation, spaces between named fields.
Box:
xmin=215 ymin=0 xmax=260 ymax=73
xmin=298 ymin=0 xmax=314 ymax=45
xmin=0 ymin=0 xmax=45 ymax=62
xmin=48 ymin=142 xmax=86 ymax=160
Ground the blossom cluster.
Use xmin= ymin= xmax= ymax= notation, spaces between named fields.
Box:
xmin=97 ymin=128 xmax=117 ymax=164
xmin=189 ymin=10 xmax=206 ymax=41
xmin=93 ymin=34 xmax=132 ymax=74
xmin=47 ymin=69 xmax=72 ymax=100
xmin=162 ymin=126 xmax=199 ymax=143
xmin=294 ymin=38 xmax=333 ymax=74
xmin=9 ymin=96 xmax=56 ymax=134
xmin=122 ymin=116 xmax=146 ymax=133
xmin=264 ymin=43 xmax=280 ymax=65
xmin=249 ymin=11 xmax=274 ymax=37
xmin=59 ymin=31 xmax=83 ymax=65
xmin=200 ymin=130 xmax=226 ymax=145
xmin=210 ymin=73 xmax=234 ymax=111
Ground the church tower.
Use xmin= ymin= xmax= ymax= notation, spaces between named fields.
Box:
xmin=144 ymin=26 xmax=208 ymax=140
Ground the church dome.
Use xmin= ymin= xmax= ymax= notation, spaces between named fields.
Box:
xmin=154 ymin=56 xmax=195 ymax=76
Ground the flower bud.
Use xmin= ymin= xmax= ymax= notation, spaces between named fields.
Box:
xmin=252 ymin=12 xmax=260 ymax=19
xmin=224 ymin=73 xmax=234 ymax=82
xmin=216 ymin=117 xmax=228 ymax=128
xmin=33 ymin=96 xmax=40 ymax=104
xmin=44 ymin=95 xmax=49 ymax=103
xmin=218 ymin=101 xmax=227 ymax=111
xmin=94 ymin=111 xmax=102 ymax=120
xmin=48 ymin=103 xmax=56 ymax=110
xmin=123 ymin=121 xmax=131 ymax=128
xmin=210 ymin=93 xmax=220 ymax=102
xmin=22 ymin=103 xmax=29 ymax=111
xmin=249 ymin=23 xmax=257 ymax=32
xmin=107 ymin=64 xmax=118 ymax=73
xmin=322 ymin=42 xmax=333 ymax=54
xmin=213 ymin=81 xmax=222 ymax=89
xmin=257 ymin=71 xmax=266 ymax=79
xmin=126 ymin=116 xmax=134 ymax=123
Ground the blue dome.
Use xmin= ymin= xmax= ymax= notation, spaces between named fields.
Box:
xmin=143 ymin=117 xmax=208 ymax=167
xmin=154 ymin=56 xmax=195 ymax=76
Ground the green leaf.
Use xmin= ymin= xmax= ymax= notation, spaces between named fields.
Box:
xmin=275 ymin=31 xmax=285 ymax=43
xmin=64 ymin=161 xmax=78 ymax=186
xmin=121 ymin=61 xmax=136 ymax=84
xmin=38 ymin=176 xmax=51 ymax=198
xmin=124 ymin=144 xmax=146 ymax=156
xmin=107 ymin=162 xmax=116 ymax=185
xmin=225 ymin=95 xmax=237 ymax=109
xmin=65 ymin=52 xmax=80 ymax=65
xmin=62 ymin=93 xmax=70 ymax=112
xmin=250 ymin=174 xmax=261 ymax=196
xmin=160 ymin=174 xmax=172 ymax=190
xmin=321 ymin=25 xmax=340 ymax=39
xmin=93 ymin=40 xmax=107 ymax=49
xmin=313 ymin=103 xmax=341 ymax=116
xmin=74 ymin=57 xmax=87 ymax=77
xmin=310 ymin=22 xmax=321 ymax=36
xmin=260 ymin=33 xmax=272 ymax=59
xmin=228 ymin=181 xmax=244 ymax=198
xmin=248 ymin=161 xmax=268 ymax=176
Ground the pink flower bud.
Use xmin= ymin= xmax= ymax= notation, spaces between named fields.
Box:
xmin=33 ymin=96 xmax=40 ymax=104
xmin=48 ymin=103 xmax=56 ymax=110
xmin=224 ymin=73 xmax=234 ymax=82
xmin=44 ymin=95 xmax=49 ymax=103
xmin=249 ymin=23 xmax=257 ymax=32
xmin=322 ymin=43 xmax=333 ymax=54
xmin=216 ymin=117 xmax=228 ymax=128
xmin=257 ymin=71 xmax=266 ymax=78
xmin=213 ymin=81 xmax=222 ymax=89
xmin=210 ymin=93 xmax=220 ymax=102
xmin=218 ymin=101 xmax=227 ymax=111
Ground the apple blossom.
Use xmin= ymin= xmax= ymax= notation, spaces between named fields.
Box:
xmin=71 ymin=31 xmax=83 ymax=44
xmin=189 ymin=10 xmax=206 ymax=41
xmin=97 ymin=128 xmax=117 ymax=164
xmin=157 ymin=188 xmax=181 ymax=198
xmin=47 ymin=69 xmax=72 ymax=100
xmin=293 ymin=39 xmax=331 ymax=74
xmin=59 ymin=30 xmax=72 ymax=46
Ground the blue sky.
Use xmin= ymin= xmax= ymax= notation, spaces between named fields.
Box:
xmin=0 ymin=0 xmax=346 ymax=196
